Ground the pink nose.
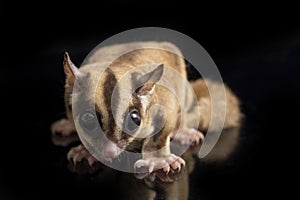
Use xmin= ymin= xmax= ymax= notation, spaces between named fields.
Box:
xmin=104 ymin=148 xmax=118 ymax=158
xmin=104 ymin=141 xmax=120 ymax=158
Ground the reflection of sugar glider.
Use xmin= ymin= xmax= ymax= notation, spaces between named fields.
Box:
xmin=51 ymin=41 xmax=242 ymax=173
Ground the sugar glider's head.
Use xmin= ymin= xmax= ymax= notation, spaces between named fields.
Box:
xmin=64 ymin=53 xmax=166 ymax=160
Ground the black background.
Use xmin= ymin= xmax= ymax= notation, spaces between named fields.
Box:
xmin=1 ymin=1 xmax=299 ymax=200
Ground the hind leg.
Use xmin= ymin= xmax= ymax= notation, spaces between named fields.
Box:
xmin=170 ymin=128 xmax=204 ymax=145
xmin=51 ymin=118 xmax=76 ymax=136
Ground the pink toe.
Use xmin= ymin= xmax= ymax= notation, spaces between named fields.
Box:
xmin=170 ymin=161 xmax=177 ymax=170
xmin=166 ymin=156 xmax=176 ymax=164
xmin=134 ymin=160 xmax=149 ymax=168
xmin=163 ymin=164 xmax=170 ymax=173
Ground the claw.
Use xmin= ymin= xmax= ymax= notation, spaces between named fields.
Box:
xmin=170 ymin=160 xmax=179 ymax=170
xmin=163 ymin=165 xmax=170 ymax=174
xmin=170 ymin=161 xmax=176 ymax=170
xmin=67 ymin=152 xmax=72 ymax=160
xmin=88 ymin=156 xmax=96 ymax=166
xmin=162 ymin=161 xmax=170 ymax=173
xmin=179 ymin=158 xmax=186 ymax=166
xmin=177 ymin=163 xmax=181 ymax=172
xmin=149 ymin=162 xmax=155 ymax=174
xmin=67 ymin=150 xmax=75 ymax=161
xmin=73 ymin=153 xmax=81 ymax=164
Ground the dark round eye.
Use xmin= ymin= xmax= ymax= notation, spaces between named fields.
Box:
xmin=125 ymin=110 xmax=141 ymax=133
xmin=80 ymin=111 xmax=97 ymax=131
xmin=130 ymin=110 xmax=141 ymax=126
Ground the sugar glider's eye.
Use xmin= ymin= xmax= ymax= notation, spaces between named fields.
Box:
xmin=125 ymin=109 xmax=141 ymax=133
xmin=130 ymin=110 xmax=141 ymax=126
xmin=80 ymin=111 xmax=97 ymax=131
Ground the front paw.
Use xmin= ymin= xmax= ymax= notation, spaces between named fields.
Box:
xmin=134 ymin=154 xmax=185 ymax=174
xmin=135 ymin=167 xmax=186 ymax=182
xmin=67 ymin=144 xmax=97 ymax=166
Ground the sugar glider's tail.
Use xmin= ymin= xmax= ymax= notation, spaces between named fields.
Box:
xmin=190 ymin=79 xmax=243 ymax=161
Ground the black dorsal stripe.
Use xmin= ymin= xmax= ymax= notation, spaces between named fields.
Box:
xmin=102 ymin=68 xmax=119 ymax=140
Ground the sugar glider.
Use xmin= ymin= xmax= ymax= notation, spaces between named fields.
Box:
xmin=51 ymin=41 xmax=242 ymax=173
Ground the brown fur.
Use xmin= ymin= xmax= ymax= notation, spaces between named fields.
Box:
xmin=90 ymin=46 xmax=187 ymax=156
xmin=190 ymin=79 xmax=242 ymax=131
xmin=62 ymin=41 xmax=242 ymax=162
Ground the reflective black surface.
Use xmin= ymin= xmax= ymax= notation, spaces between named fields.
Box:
xmin=1 ymin=3 xmax=299 ymax=200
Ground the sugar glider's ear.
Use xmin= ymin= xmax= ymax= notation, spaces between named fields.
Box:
xmin=63 ymin=52 xmax=83 ymax=86
xmin=136 ymin=64 xmax=164 ymax=96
